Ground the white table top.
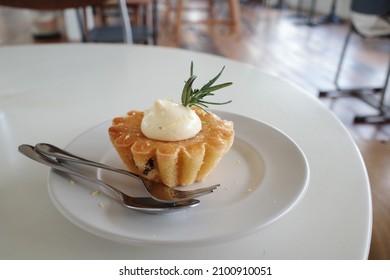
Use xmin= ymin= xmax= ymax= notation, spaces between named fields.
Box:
xmin=0 ymin=44 xmax=372 ymax=259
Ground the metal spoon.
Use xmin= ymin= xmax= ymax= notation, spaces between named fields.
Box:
xmin=18 ymin=145 xmax=200 ymax=214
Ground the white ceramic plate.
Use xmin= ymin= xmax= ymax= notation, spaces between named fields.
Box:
xmin=48 ymin=111 xmax=309 ymax=246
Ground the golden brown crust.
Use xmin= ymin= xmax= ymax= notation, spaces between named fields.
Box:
xmin=108 ymin=107 xmax=234 ymax=187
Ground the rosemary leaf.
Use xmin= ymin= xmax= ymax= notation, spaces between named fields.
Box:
xmin=181 ymin=62 xmax=232 ymax=110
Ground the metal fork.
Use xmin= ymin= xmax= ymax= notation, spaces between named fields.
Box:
xmin=35 ymin=143 xmax=219 ymax=203
xmin=18 ymin=145 xmax=200 ymax=214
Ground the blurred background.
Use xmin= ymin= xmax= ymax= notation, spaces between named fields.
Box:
xmin=0 ymin=0 xmax=389 ymax=259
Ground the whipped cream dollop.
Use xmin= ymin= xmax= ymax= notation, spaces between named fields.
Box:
xmin=141 ymin=99 xmax=202 ymax=141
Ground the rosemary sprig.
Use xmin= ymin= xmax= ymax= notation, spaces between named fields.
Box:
xmin=181 ymin=61 xmax=232 ymax=111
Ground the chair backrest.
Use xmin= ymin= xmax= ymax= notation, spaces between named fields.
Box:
xmin=351 ymin=0 xmax=390 ymax=16
xmin=0 ymin=0 xmax=133 ymax=43
xmin=0 ymin=0 xmax=109 ymax=10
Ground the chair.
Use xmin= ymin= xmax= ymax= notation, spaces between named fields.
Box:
xmin=319 ymin=0 xmax=390 ymax=124
xmin=0 ymin=0 xmax=135 ymax=43
xmin=173 ymin=0 xmax=242 ymax=39
xmin=93 ymin=0 xmax=158 ymax=44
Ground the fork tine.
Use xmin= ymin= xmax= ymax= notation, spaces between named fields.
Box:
xmin=174 ymin=184 xmax=220 ymax=198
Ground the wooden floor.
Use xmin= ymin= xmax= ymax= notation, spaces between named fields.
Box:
xmin=1 ymin=1 xmax=389 ymax=259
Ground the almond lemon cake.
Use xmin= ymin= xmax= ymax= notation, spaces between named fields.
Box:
xmin=108 ymin=62 xmax=234 ymax=187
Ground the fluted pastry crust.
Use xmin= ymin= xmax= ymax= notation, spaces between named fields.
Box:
xmin=108 ymin=107 xmax=234 ymax=187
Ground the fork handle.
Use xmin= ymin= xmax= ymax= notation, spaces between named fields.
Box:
xmin=35 ymin=143 xmax=144 ymax=183
xmin=19 ymin=145 xmax=126 ymax=201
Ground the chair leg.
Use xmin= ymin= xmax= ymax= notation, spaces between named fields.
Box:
xmin=175 ymin=0 xmax=184 ymax=40
xmin=319 ymin=25 xmax=353 ymax=97
xmin=318 ymin=25 xmax=390 ymax=124
xmin=229 ymin=0 xmax=241 ymax=34
xmin=152 ymin=0 xmax=158 ymax=45
xmin=118 ymin=0 xmax=133 ymax=43
xmin=353 ymin=56 xmax=390 ymax=124
xmin=75 ymin=8 xmax=88 ymax=42
xmin=334 ymin=24 xmax=353 ymax=89
xmin=208 ymin=0 xmax=215 ymax=21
